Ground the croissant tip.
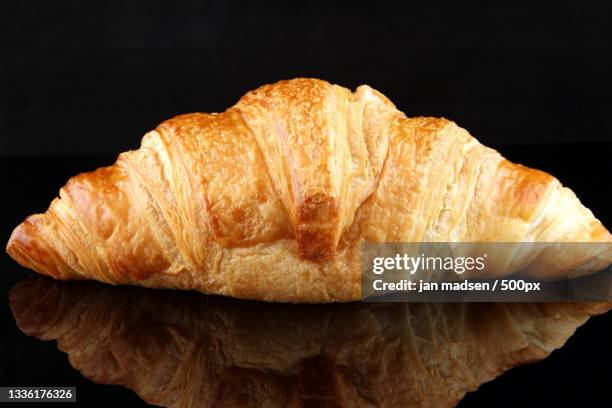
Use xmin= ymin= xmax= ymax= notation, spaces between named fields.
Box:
xmin=6 ymin=221 xmax=26 ymax=260
xmin=6 ymin=216 xmax=64 ymax=280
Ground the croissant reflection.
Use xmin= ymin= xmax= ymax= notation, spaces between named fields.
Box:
xmin=9 ymin=276 xmax=611 ymax=407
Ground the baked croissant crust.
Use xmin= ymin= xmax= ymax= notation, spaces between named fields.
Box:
xmin=6 ymin=78 xmax=612 ymax=302
xmin=9 ymin=277 xmax=612 ymax=408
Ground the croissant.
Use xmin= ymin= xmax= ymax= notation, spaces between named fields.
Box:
xmin=6 ymin=78 xmax=611 ymax=302
xmin=10 ymin=276 xmax=612 ymax=407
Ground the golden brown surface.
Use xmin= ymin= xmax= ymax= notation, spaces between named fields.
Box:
xmin=9 ymin=276 xmax=612 ymax=408
xmin=6 ymin=78 xmax=612 ymax=302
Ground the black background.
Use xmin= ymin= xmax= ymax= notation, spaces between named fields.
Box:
xmin=2 ymin=0 xmax=612 ymax=155
xmin=1 ymin=1 xmax=611 ymax=407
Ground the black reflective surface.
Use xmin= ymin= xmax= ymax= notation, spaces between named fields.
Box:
xmin=1 ymin=147 xmax=611 ymax=407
